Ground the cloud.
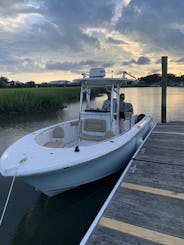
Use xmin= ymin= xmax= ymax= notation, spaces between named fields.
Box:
xmin=0 ymin=0 xmax=184 ymax=81
xmin=38 ymin=0 xmax=115 ymax=51
xmin=0 ymin=0 xmax=117 ymax=72
xmin=122 ymin=56 xmax=150 ymax=66
xmin=107 ymin=37 xmax=127 ymax=45
xmin=137 ymin=56 xmax=150 ymax=65
xmin=115 ymin=0 xmax=184 ymax=55
xmin=46 ymin=60 xmax=115 ymax=73
xmin=0 ymin=56 xmax=43 ymax=73
xmin=176 ymin=57 xmax=184 ymax=63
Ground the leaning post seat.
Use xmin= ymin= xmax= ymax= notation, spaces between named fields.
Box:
xmin=83 ymin=119 xmax=106 ymax=134
xmin=80 ymin=111 xmax=115 ymax=141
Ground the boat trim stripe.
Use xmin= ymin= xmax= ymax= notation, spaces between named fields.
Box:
xmin=121 ymin=182 xmax=184 ymax=200
xmin=99 ymin=216 xmax=184 ymax=245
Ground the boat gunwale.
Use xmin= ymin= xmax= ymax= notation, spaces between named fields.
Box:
xmin=1 ymin=116 xmax=153 ymax=177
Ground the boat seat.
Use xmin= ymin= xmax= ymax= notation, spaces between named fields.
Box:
xmin=44 ymin=142 xmax=66 ymax=148
xmin=70 ymin=120 xmax=79 ymax=126
xmin=52 ymin=127 xmax=64 ymax=138
xmin=43 ymin=127 xmax=66 ymax=148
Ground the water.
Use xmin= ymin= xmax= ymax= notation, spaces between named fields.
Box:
xmin=0 ymin=87 xmax=184 ymax=245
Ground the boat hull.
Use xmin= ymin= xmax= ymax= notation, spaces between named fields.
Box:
xmin=20 ymin=137 xmax=136 ymax=196
xmin=0 ymin=115 xmax=154 ymax=197
xmin=19 ymin=118 xmax=153 ymax=196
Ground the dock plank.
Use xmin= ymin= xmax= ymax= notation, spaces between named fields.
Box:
xmin=124 ymin=160 xmax=184 ymax=193
xmin=84 ymin=122 xmax=184 ymax=245
xmin=135 ymin=131 xmax=184 ymax=165
xmin=88 ymin=225 xmax=160 ymax=245
xmin=103 ymin=188 xmax=184 ymax=238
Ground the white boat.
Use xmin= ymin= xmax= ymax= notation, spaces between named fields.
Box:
xmin=0 ymin=68 xmax=154 ymax=196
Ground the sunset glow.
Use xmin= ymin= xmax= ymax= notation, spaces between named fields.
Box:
xmin=0 ymin=1 xmax=184 ymax=83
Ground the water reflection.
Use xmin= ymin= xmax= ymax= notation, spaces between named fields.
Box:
xmin=12 ymin=171 xmax=122 ymax=245
xmin=122 ymin=87 xmax=184 ymax=121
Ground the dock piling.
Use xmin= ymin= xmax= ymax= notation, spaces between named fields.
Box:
xmin=161 ymin=56 xmax=168 ymax=123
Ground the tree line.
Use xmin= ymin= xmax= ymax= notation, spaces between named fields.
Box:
xmin=138 ymin=73 xmax=184 ymax=86
xmin=1 ymin=73 xmax=184 ymax=88
xmin=0 ymin=76 xmax=35 ymax=88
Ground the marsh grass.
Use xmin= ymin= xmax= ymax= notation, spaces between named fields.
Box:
xmin=0 ymin=87 xmax=104 ymax=117
xmin=0 ymin=87 xmax=81 ymax=116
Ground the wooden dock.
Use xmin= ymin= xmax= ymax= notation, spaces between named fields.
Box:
xmin=81 ymin=122 xmax=184 ymax=245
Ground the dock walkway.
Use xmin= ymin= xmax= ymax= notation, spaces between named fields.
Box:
xmin=81 ymin=122 xmax=184 ymax=245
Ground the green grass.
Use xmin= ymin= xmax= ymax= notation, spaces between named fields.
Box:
xmin=0 ymin=87 xmax=104 ymax=117
xmin=0 ymin=87 xmax=81 ymax=115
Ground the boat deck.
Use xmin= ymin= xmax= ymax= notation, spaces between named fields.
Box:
xmin=82 ymin=122 xmax=184 ymax=245
xmin=67 ymin=139 xmax=98 ymax=147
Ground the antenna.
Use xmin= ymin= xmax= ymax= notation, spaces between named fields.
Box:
xmin=122 ymin=71 xmax=136 ymax=80
xmin=81 ymin=73 xmax=89 ymax=78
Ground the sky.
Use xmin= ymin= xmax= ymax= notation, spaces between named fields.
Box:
xmin=1 ymin=0 xmax=184 ymax=83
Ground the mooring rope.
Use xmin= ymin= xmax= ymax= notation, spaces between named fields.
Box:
xmin=0 ymin=161 xmax=24 ymax=227
xmin=0 ymin=174 xmax=16 ymax=226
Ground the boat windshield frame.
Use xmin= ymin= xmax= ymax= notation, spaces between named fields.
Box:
xmin=76 ymin=76 xmax=130 ymax=128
